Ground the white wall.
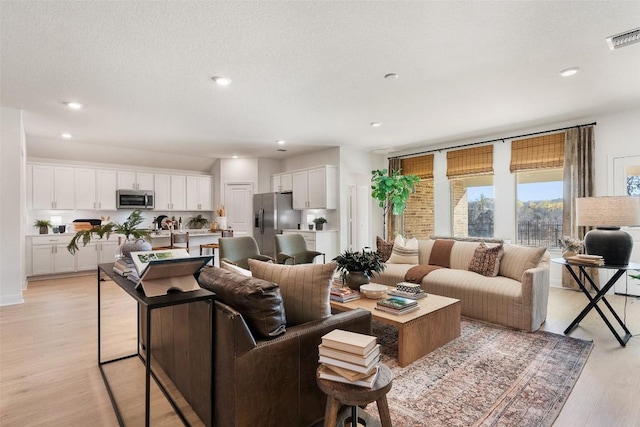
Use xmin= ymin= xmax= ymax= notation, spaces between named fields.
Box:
xmin=1 ymin=107 xmax=27 ymax=305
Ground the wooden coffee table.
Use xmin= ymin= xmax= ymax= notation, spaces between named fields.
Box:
xmin=330 ymin=287 xmax=461 ymax=367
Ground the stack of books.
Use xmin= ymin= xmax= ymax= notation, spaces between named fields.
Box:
xmin=318 ymin=329 xmax=381 ymax=388
xmin=330 ymin=287 xmax=361 ymax=303
xmin=387 ymin=281 xmax=427 ymax=300
xmin=565 ymin=254 xmax=604 ymax=266
xmin=112 ymin=258 xmax=135 ymax=276
xmin=375 ymin=296 xmax=419 ymax=315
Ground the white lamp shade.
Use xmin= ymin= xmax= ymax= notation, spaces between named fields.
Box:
xmin=576 ymin=196 xmax=640 ymax=227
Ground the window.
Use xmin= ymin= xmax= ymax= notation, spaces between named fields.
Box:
xmin=516 ymin=169 xmax=563 ymax=247
xmin=451 ymin=175 xmax=494 ymax=238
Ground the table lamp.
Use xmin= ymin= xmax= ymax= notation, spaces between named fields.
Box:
xmin=576 ymin=196 xmax=640 ymax=265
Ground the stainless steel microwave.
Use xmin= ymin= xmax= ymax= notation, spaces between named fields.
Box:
xmin=116 ymin=189 xmax=154 ymax=209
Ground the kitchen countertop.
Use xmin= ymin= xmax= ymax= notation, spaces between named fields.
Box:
xmin=27 ymin=228 xmax=222 ymax=238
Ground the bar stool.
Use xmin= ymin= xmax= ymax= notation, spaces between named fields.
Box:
xmin=316 ymin=363 xmax=393 ymax=427
xmin=200 ymin=242 xmax=219 ymax=256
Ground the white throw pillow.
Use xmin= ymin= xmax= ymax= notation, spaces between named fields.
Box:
xmin=221 ymin=260 xmax=253 ymax=277
xmin=387 ymin=235 xmax=419 ymax=264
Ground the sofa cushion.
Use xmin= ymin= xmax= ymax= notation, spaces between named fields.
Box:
xmin=428 ymin=239 xmax=455 ymax=267
xmin=248 ymin=259 xmax=336 ymax=326
xmin=387 ymin=235 xmax=419 ymax=264
xmin=499 ymin=244 xmax=546 ymax=281
xmin=468 ymin=242 xmax=504 ymax=277
xmin=376 ymin=236 xmax=394 ymax=262
xmin=197 ymin=266 xmax=287 ymax=338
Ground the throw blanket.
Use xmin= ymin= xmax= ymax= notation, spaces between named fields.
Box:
xmin=404 ymin=265 xmax=442 ymax=284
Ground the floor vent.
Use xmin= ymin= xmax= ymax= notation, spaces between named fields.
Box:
xmin=607 ymin=28 xmax=640 ymax=50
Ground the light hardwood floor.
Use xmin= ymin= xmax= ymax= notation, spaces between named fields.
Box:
xmin=1 ymin=275 xmax=639 ymax=426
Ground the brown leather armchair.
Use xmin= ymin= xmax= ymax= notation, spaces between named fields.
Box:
xmin=146 ymin=268 xmax=372 ymax=427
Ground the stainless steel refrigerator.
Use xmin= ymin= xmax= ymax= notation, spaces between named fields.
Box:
xmin=253 ymin=192 xmax=301 ymax=259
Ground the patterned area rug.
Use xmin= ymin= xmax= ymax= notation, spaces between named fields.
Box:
xmin=366 ymin=319 xmax=593 ymax=427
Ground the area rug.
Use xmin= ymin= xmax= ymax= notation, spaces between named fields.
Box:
xmin=365 ymin=319 xmax=593 ymax=427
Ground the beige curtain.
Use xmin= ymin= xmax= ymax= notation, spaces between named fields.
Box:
xmin=562 ymin=126 xmax=597 ymax=289
xmin=387 ymin=158 xmax=403 ymax=240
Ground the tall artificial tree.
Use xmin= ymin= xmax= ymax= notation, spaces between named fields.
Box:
xmin=371 ymin=168 xmax=420 ymax=239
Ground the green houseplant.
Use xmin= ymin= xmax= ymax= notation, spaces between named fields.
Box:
xmin=67 ymin=210 xmax=152 ymax=258
xmin=312 ymin=217 xmax=327 ymax=230
xmin=333 ymin=249 xmax=386 ymax=290
xmin=187 ymin=214 xmax=209 ymax=229
xmin=371 ymin=168 xmax=420 ymax=239
xmin=34 ymin=219 xmax=52 ymax=234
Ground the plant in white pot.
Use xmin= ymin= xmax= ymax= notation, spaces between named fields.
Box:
xmin=333 ymin=249 xmax=386 ymax=291
xmin=67 ymin=210 xmax=152 ymax=259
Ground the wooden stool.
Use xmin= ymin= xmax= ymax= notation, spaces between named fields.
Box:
xmin=200 ymin=242 xmax=219 ymax=257
xmin=316 ymin=364 xmax=393 ymax=427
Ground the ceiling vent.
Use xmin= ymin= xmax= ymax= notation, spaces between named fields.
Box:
xmin=276 ymin=148 xmax=287 ymax=152
xmin=606 ymin=28 xmax=640 ymax=50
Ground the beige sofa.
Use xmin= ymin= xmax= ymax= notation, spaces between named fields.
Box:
xmin=374 ymin=238 xmax=550 ymax=332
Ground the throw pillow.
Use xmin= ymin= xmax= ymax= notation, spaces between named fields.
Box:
xmin=468 ymin=242 xmax=504 ymax=277
xmin=248 ymin=259 xmax=336 ymax=326
xmin=376 ymin=236 xmax=394 ymax=262
xmin=386 ymin=235 xmax=419 ymax=264
xmin=428 ymin=239 xmax=455 ymax=268
xmin=221 ymin=260 xmax=252 ymax=276
xmin=197 ymin=266 xmax=287 ymax=338
xmin=499 ymin=245 xmax=547 ymax=281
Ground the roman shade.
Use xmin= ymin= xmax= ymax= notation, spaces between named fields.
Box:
xmin=510 ymin=132 xmax=565 ymax=172
xmin=401 ymin=154 xmax=434 ymax=179
xmin=446 ymin=145 xmax=493 ymax=179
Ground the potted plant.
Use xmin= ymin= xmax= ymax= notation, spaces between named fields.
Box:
xmin=312 ymin=217 xmax=327 ymax=231
xmin=371 ymin=168 xmax=420 ymax=239
xmin=187 ymin=214 xmax=209 ymax=229
xmin=67 ymin=209 xmax=152 ymax=259
xmin=34 ymin=219 xmax=52 ymax=234
xmin=333 ymin=249 xmax=386 ymax=290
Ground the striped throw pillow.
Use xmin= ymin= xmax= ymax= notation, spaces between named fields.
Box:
xmin=387 ymin=235 xmax=419 ymax=264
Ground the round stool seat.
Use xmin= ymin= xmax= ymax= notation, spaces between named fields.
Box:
xmin=316 ymin=364 xmax=393 ymax=427
xmin=200 ymin=242 xmax=219 ymax=256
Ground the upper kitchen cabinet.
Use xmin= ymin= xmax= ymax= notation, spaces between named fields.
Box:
xmin=186 ymin=176 xmax=212 ymax=211
xmin=32 ymin=165 xmax=74 ymax=210
xmin=75 ymin=169 xmax=117 ymax=210
xmin=117 ymin=171 xmax=154 ymax=191
xmin=154 ymin=174 xmax=187 ymax=211
xmin=271 ymin=173 xmax=293 ymax=193
xmin=292 ymin=166 xmax=337 ymax=209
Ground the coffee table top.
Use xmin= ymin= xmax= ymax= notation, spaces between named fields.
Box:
xmin=330 ymin=285 xmax=460 ymax=326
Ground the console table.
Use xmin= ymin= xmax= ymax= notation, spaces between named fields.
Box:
xmin=98 ymin=263 xmax=215 ymax=426
xmin=552 ymin=258 xmax=639 ymax=346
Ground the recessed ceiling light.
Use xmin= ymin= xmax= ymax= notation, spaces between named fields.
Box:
xmin=232 ymin=155 xmax=238 ymax=159
xmin=276 ymin=140 xmax=286 ymax=145
xmin=61 ymin=133 xmax=72 ymax=139
xmin=384 ymin=73 xmax=398 ymax=80
xmin=559 ymin=67 xmax=580 ymax=77
xmin=370 ymin=122 xmax=382 ymax=127
xmin=64 ymin=102 xmax=82 ymax=109
xmin=212 ymin=76 xmax=232 ymax=86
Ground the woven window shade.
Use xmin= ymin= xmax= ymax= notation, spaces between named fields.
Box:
xmin=401 ymin=154 xmax=434 ymax=178
xmin=510 ymin=133 xmax=564 ymax=172
xmin=446 ymin=145 xmax=493 ymax=179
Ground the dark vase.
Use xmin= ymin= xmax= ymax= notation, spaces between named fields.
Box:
xmin=346 ymin=271 xmax=370 ymax=291
xmin=316 ymin=223 xmax=324 ymax=231
xmin=39 ymin=226 xmax=48 ymax=234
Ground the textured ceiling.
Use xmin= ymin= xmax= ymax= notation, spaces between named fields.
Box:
xmin=2 ymin=1 xmax=639 ymax=171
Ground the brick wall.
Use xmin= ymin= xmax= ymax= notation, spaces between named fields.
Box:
xmin=402 ymin=178 xmax=435 ymax=239
xmin=451 ymin=179 xmax=468 ymax=237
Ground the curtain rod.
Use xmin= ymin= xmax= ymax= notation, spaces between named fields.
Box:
xmin=390 ymin=121 xmax=597 ymax=160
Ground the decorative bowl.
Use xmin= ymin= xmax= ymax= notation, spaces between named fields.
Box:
xmin=359 ymin=283 xmax=388 ymax=299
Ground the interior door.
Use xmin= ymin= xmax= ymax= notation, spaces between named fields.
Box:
xmin=224 ymin=183 xmax=253 ymax=235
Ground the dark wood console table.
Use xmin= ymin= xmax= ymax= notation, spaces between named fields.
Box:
xmin=98 ymin=263 xmax=215 ymax=426
xmin=552 ymin=258 xmax=639 ymax=346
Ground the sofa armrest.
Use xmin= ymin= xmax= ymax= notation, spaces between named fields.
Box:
xmin=520 ymin=253 xmax=551 ymax=331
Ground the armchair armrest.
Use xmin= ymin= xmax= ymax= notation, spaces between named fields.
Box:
xmin=250 ymin=254 xmax=275 ymax=263
xmin=277 ymin=252 xmax=295 ymax=264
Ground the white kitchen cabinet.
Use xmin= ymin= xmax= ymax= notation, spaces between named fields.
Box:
xmin=291 ymin=166 xmax=337 ymax=209
xmin=117 ymin=171 xmax=154 ymax=191
xmin=31 ymin=235 xmax=76 ymax=275
xmin=32 ymin=165 xmax=75 ymax=210
xmin=98 ymin=241 xmax=119 ymax=263
xmin=155 ymin=174 xmax=186 ymax=211
xmin=272 ymin=173 xmax=293 ymax=193
xmin=75 ymin=169 xmax=118 ymax=210
xmin=186 ymin=176 xmax=212 ymax=210
xmin=76 ymin=241 xmax=118 ymax=271
xmin=282 ymin=230 xmax=338 ymax=263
